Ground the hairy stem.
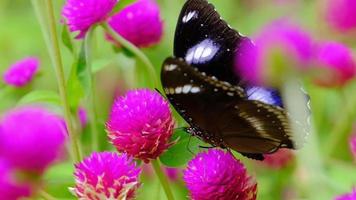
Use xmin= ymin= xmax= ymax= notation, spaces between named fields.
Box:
xmin=151 ymin=159 xmax=175 ymax=200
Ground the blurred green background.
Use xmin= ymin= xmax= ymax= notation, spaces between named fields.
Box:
xmin=0 ymin=0 xmax=355 ymax=199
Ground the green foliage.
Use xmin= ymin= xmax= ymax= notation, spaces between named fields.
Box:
xmin=17 ymin=90 xmax=61 ymax=106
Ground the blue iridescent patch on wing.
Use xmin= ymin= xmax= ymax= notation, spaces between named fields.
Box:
xmin=246 ymin=86 xmax=284 ymax=107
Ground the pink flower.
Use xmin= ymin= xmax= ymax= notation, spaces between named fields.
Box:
xmin=77 ymin=107 xmax=88 ymax=128
xmin=3 ymin=57 xmax=39 ymax=87
xmin=106 ymin=89 xmax=174 ymax=163
xmin=335 ymin=188 xmax=356 ymax=200
xmin=72 ymin=152 xmax=141 ymax=199
xmin=262 ymin=149 xmax=294 ymax=169
xmin=184 ymin=149 xmax=257 ymax=200
xmin=62 ymin=0 xmax=118 ymax=39
xmin=108 ymin=0 xmax=163 ymax=48
xmin=0 ymin=107 xmax=67 ymax=173
xmin=313 ymin=41 xmax=356 ymax=87
xmin=325 ymin=0 xmax=356 ymax=32
xmin=350 ymin=134 xmax=356 ymax=159
xmin=236 ymin=20 xmax=313 ymax=86
xmin=0 ymin=160 xmax=32 ymax=200
xmin=165 ymin=167 xmax=179 ymax=181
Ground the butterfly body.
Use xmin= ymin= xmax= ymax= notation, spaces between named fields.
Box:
xmin=161 ymin=0 xmax=309 ymax=160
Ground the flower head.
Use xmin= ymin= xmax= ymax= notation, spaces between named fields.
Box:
xmin=72 ymin=152 xmax=141 ymax=199
xmin=335 ymin=188 xmax=356 ymax=200
xmin=350 ymin=134 xmax=356 ymax=160
xmin=184 ymin=149 xmax=257 ymax=200
xmin=0 ymin=107 xmax=67 ymax=173
xmin=0 ymin=160 xmax=32 ymax=200
xmin=77 ymin=107 xmax=88 ymax=128
xmin=3 ymin=57 xmax=39 ymax=87
xmin=62 ymin=0 xmax=118 ymax=39
xmin=106 ymin=89 xmax=174 ymax=163
xmin=262 ymin=149 xmax=294 ymax=169
xmin=325 ymin=0 xmax=356 ymax=32
xmin=108 ymin=0 xmax=163 ymax=48
xmin=236 ymin=20 xmax=313 ymax=86
xmin=313 ymin=41 xmax=356 ymax=87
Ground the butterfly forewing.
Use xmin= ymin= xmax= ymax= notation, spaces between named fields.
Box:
xmin=174 ymin=0 xmax=250 ymax=85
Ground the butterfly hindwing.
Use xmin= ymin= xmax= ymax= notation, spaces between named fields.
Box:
xmin=161 ymin=57 xmax=296 ymax=158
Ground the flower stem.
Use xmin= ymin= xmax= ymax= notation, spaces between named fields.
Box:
xmin=84 ymin=29 xmax=100 ymax=151
xmin=102 ymin=23 xmax=159 ymax=89
xmin=38 ymin=189 xmax=58 ymax=200
xmin=151 ymin=159 xmax=175 ymax=200
xmin=36 ymin=0 xmax=82 ymax=162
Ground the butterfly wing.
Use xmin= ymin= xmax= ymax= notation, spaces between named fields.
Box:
xmin=174 ymin=0 xmax=251 ymax=85
xmin=161 ymin=57 xmax=297 ymax=159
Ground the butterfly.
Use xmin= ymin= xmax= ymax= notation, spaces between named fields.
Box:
xmin=161 ymin=0 xmax=309 ymax=160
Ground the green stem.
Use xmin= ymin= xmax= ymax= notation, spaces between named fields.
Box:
xmin=151 ymin=160 xmax=175 ymax=200
xmin=102 ymin=23 xmax=159 ymax=89
xmin=324 ymin=89 xmax=356 ymax=158
xmin=35 ymin=0 xmax=82 ymax=162
xmin=84 ymin=29 xmax=100 ymax=151
xmin=38 ymin=189 xmax=58 ymax=200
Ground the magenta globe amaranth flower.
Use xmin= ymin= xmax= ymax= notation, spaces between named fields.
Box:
xmin=335 ymin=188 xmax=356 ymax=200
xmin=313 ymin=41 xmax=356 ymax=87
xmin=3 ymin=57 xmax=39 ymax=87
xmin=72 ymin=152 xmax=141 ymax=199
xmin=108 ymin=0 xmax=163 ymax=48
xmin=325 ymin=0 xmax=356 ymax=32
xmin=77 ymin=106 xmax=88 ymax=128
xmin=0 ymin=107 xmax=67 ymax=173
xmin=184 ymin=149 xmax=257 ymax=200
xmin=236 ymin=21 xmax=313 ymax=86
xmin=62 ymin=0 xmax=118 ymax=39
xmin=106 ymin=89 xmax=174 ymax=163
xmin=0 ymin=160 xmax=31 ymax=200
xmin=262 ymin=149 xmax=294 ymax=169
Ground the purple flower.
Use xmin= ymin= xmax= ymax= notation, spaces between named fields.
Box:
xmin=72 ymin=152 xmax=141 ymax=199
xmin=314 ymin=41 xmax=356 ymax=87
xmin=108 ymin=0 xmax=163 ymax=48
xmin=3 ymin=57 xmax=39 ymax=87
xmin=0 ymin=160 xmax=31 ymax=200
xmin=0 ymin=107 xmax=67 ymax=173
xmin=236 ymin=20 xmax=313 ymax=86
xmin=62 ymin=0 xmax=118 ymax=39
xmin=77 ymin=106 xmax=88 ymax=128
xmin=335 ymin=188 xmax=356 ymax=200
xmin=184 ymin=149 xmax=257 ymax=200
xmin=106 ymin=89 xmax=174 ymax=163
xmin=325 ymin=0 xmax=356 ymax=32
xmin=350 ymin=134 xmax=356 ymax=160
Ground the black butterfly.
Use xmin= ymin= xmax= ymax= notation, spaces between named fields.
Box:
xmin=161 ymin=0 xmax=309 ymax=160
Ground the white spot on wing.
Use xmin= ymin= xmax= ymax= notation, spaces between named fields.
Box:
xmin=182 ymin=11 xmax=197 ymax=23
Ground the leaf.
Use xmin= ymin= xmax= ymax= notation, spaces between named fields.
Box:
xmin=17 ymin=90 xmax=61 ymax=106
xmin=113 ymin=0 xmax=136 ymax=13
xmin=67 ymin=60 xmax=85 ymax=110
xmin=159 ymin=128 xmax=203 ymax=167
xmin=76 ymin=43 xmax=91 ymax=95
xmin=61 ymin=26 xmax=74 ymax=54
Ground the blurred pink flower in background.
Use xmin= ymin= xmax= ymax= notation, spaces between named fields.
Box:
xmin=108 ymin=0 xmax=163 ymax=48
xmin=262 ymin=149 xmax=295 ymax=169
xmin=335 ymin=188 xmax=356 ymax=200
xmin=313 ymin=41 xmax=356 ymax=87
xmin=3 ymin=57 xmax=39 ymax=87
xmin=72 ymin=152 xmax=141 ymax=199
xmin=77 ymin=106 xmax=88 ymax=128
xmin=0 ymin=160 xmax=31 ymax=200
xmin=350 ymin=134 xmax=356 ymax=160
xmin=184 ymin=149 xmax=257 ymax=200
xmin=106 ymin=89 xmax=174 ymax=163
xmin=62 ymin=0 xmax=118 ymax=39
xmin=325 ymin=0 xmax=356 ymax=32
xmin=236 ymin=21 xmax=313 ymax=86
xmin=0 ymin=107 xmax=67 ymax=173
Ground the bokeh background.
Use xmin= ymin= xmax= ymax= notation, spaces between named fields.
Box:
xmin=0 ymin=0 xmax=355 ymax=199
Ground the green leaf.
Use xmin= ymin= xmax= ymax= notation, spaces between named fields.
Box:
xmin=159 ymin=128 xmax=202 ymax=167
xmin=76 ymin=43 xmax=91 ymax=95
xmin=113 ymin=0 xmax=136 ymax=13
xmin=17 ymin=90 xmax=61 ymax=106
xmin=61 ymin=26 xmax=74 ymax=54
xmin=67 ymin=60 xmax=85 ymax=110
